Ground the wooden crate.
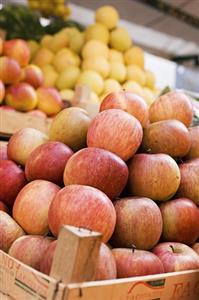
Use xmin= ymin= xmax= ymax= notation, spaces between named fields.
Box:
xmin=0 ymin=226 xmax=198 ymax=300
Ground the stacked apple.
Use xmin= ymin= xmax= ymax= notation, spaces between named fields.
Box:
xmin=0 ymin=89 xmax=199 ymax=280
xmin=0 ymin=37 xmax=63 ymax=117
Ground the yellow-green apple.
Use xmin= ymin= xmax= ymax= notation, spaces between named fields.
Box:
xmin=49 ymin=107 xmax=91 ymax=151
xmin=3 ymin=39 xmax=30 ymax=67
xmin=39 ymin=240 xmax=57 ymax=275
xmin=95 ymin=243 xmax=117 ymax=280
xmin=160 ymin=198 xmax=199 ymax=245
xmin=23 ymin=64 xmax=44 ymax=88
xmin=177 ymin=158 xmax=199 ymax=205
xmin=112 ymin=247 xmax=164 ymax=278
xmin=128 ymin=153 xmax=181 ymax=201
xmin=8 ymin=128 xmax=48 ymax=166
xmin=87 ymin=109 xmax=143 ymax=161
xmin=0 ymin=80 xmax=5 ymax=103
xmin=185 ymin=126 xmax=199 ymax=159
xmin=63 ymin=147 xmax=128 ymax=199
xmin=141 ymin=120 xmax=191 ymax=157
xmin=111 ymin=197 xmax=163 ymax=250
xmin=26 ymin=109 xmax=47 ymax=118
xmin=149 ymin=90 xmax=193 ymax=127
xmin=0 ymin=160 xmax=26 ymax=208
xmin=0 ymin=56 xmax=21 ymax=84
xmin=36 ymin=87 xmax=63 ymax=116
xmin=0 ymin=143 xmax=8 ymax=160
xmin=0 ymin=201 xmax=10 ymax=214
xmin=192 ymin=243 xmax=199 ymax=255
xmin=13 ymin=180 xmax=60 ymax=235
xmin=0 ymin=211 xmax=25 ymax=252
xmin=5 ymin=83 xmax=38 ymax=111
xmin=48 ymin=185 xmax=116 ymax=242
xmin=25 ymin=141 xmax=73 ymax=185
xmin=8 ymin=235 xmax=54 ymax=270
xmin=152 ymin=242 xmax=199 ymax=272
xmin=100 ymin=91 xmax=149 ymax=127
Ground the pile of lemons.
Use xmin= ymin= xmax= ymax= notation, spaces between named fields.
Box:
xmin=28 ymin=5 xmax=158 ymax=106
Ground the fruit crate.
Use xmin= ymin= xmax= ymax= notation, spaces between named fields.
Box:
xmin=0 ymin=225 xmax=198 ymax=300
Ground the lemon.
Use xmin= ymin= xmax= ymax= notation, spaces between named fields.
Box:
xmin=95 ymin=6 xmax=119 ymax=30
xmin=127 ymin=65 xmax=146 ymax=86
xmin=142 ymin=87 xmax=156 ymax=105
xmin=145 ymin=70 xmax=156 ymax=89
xmin=48 ymin=32 xmax=68 ymax=53
xmin=53 ymin=48 xmax=80 ymax=72
xmin=77 ymin=70 xmax=104 ymax=96
xmin=56 ymin=66 xmax=80 ymax=90
xmin=82 ymin=40 xmax=109 ymax=59
xmin=124 ymin=47 xmax=144 ymax=68
xmin=85 ymin=23 xmax=109 ymax=44
xmin=109 ymin=62 xmax=126 ymax=83
xmin=122 ymin=81 xmax=143 ymax=97
xmin=82 ymin=57 xmax=110 ymax=79
xmin=69 ymin=31 xmax=85 ymax=54
xmin=60 ymin=89 xmax=75 ymax=102
xmin=41 ymin=65 xmax=58 ymax=88
xmin=104 ymin=79 xmax=121 ymax=94
xmin=40 ymin=35 xmax=53 ymax=48
xmin=110 ymin=27 xmax=132 ymax=52
xmin=109 ymin=49 xmax=124 ymax=63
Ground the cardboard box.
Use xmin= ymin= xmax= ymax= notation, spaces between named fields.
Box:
xmin=0 ymin=226 xmax=198 ymax=300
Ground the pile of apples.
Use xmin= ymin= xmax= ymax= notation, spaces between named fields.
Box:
xmin=0 ymin=37 xmax=63 ymax=117
xmin=0 ymin=89 xmax=199 ymax=280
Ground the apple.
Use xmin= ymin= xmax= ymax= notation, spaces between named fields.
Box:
xmin=111 ymin=197 xmax=162 ymax=250
xmin=3 ymin=39 xmax=30 ymax=67
xmin=5 ymin=82 xmax=38 ymax=112
xmin=95 ymin=243 xmax=117 ymax=280
xmin=0 ymin=143 xmax=8 ymax=160
xmin=177 ymin=158 xmax=199 ymax=205
xmin=112 ymin=247 xmax=164 ymax=278
xmin=63 ymin=147 xmax=128 ymax=199
xmin=0 ymin=37 xmax=3 ymax=55
xmin=13 ymin=180 xmax=60 ymax=235
xmin=141 ymin=120 xmax=191 ymax=157
xmin=149 ymin=90 xmax=193 ymax=127
xmin=49 ymin=107 xmax=91 ymax=151
xmin=26 ymin=110 xmax=47 ymax=118
xmin=152 ymin=242 xmax=199 ymax=272
xmin=0 ymin=56 xmax=21 ymax=84
xmin=8 ymin=235 xmax=54 ymax=271
xmin=0 ymin=211 xmax=25 ymax=252
xmin=25 ymin=141 xmax=73 ymax=185
xmin=48 ymin=185 xmax=116 ymax=243
xmin=0 ymin=201 xmax=10 ymax=214
xmin=0 ymin=160 xmax=27 ymax=208
xmin=160 ymin=198 xmax=199 ymax=245
xmin=39 ymin=240 xmax=57 ymax=275
xmin=0 ymin=79 xmax=5 ymax=103
xmin=100 ymin=91 xmax=149 ymax=127
xmin=192 ymin=243 xmax=199 ymax=256
xmin=23 ymin=64 xmax=44 ymax=88
xmin=37 ymin=87 xmax=63 ymax=116
xmin=8 ymin=127 xmax=48 ymax=166
xmin=185 ymin=126 xmax=199 ymax=159
xmin=128 ymin=153 xmax=181 ymax=201
xmin=87 ymin=109 xmax=143 ymax=161
xmin=0 ymin=105 xmax=16 ymax=112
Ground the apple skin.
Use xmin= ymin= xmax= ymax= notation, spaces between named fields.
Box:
xmin=0 ymin=201 xmax=10 ymax=214
xmin=111 ymin=197 xmax=163 ymax=250
xmin=112 ymin=248 xmax=164 ymax=278
xmin=8 ymin=127 xmax=48 ymax=166
xmin=25 ymin=141 xmax=73 ymax=185
xmin=0 ymin=79 xmax=5 ymax=103
xmin=0 ymin=143 xmax=8 ymax=160
xmin=0 ymin=211 xmax=25 ymax=252
xmin=63 ymin=147 xmax=128 ymax=199
xmin=0 ymin=160 xmax=27 ymax=208
xmin=37 ymin=87 xmax=63 ymax=116
xmin=149 ymin=90 xmax=193 ymax=127
xmin=152 ymin=242 xmax=199 ymax=272
xmin=160 ymin=198 xmax=199 ymax=245
xmin=192 ymin=243 xmax=199 ymax=256
xmin=100 ymin=91 xmax=149 ymax=127
xmin=13 ymin=180 xmax=60 ymax=235
xmin=48 ymin=185 xmax=116 ymax=243
xmin=26 ymin=110 xmax=47 ymax=118
xmin=0 ymin=56 xmax=21 ymax=84
xmin=8 ymin=235 xmax=54 ymax=271
xmin=23 ymin=64 xmax=44 ymax=88
xmin=141 ymin=120 xmax=191 ymax=157
xmin=39 ymin=240 xmax=57 ymax=275
xmin=3 ymin=39 xmax=30 ymax=67
xmin=0 ymin=105 xmax=16 ymax=112
xmin=177 ymin=158 xmax=199 ymax=205
xmin=185 ymin=126 xmax=199 ymax=159
xmin=128 ymin=153 xmax=181 ymax=201
xmin=87 ymin=109 xmax=143 ymax=161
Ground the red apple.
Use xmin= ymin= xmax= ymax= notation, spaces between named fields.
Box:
xmin=160 ymin=198 xmax=199 ymax=245
xmin=0 ymin=79 xmax=5 ymax=103
xmin=25 ymin=141 xmax=73 ymax=185
xmin=0 ymin=143 xmax=8 ymax=160
xmin=0 ymin=56 xmax=21 ymax=84
xmin=142 ymin=120 xmax=191 ymax=157
xmin=0 ymin=105 xmax=16 ymax=112
xmin=95 ymin=243 xmax=117 ymax=280
xmin=128 ymin=153 xmax=181 ymax=201
xmin=87 ymin=109 xmax=143 ymax=161
xmin=0 ymin=160 xmax=27 ymax=208
xmin=149 ymin=90 xmax=193 ymax=127
xmin=3 ymin=39 xmax=30 ymax=67
xmin=8 ymin=235 xmax=54 ymax=270
xmin=0 ymin=201 xmax=10 ymax=214
xmin=48 ymin=185 xmax=116 ymax=243
xmin=8 ymin=127 xmax=48 ymax=166
xmin=152 ymin=242 xmax=199 ymax=272
xmin=37 ymin=87 xmax=63 ymax=116
xmin=63 ymin=147 xmax=128 ymax=199
xmin=39 ymin=240 xmax=57 ymax=275
xmin=23 ymin=64 xmax=44 ymax=88
xmin=0 ymin=211 xmax=25 ymax=252
xmin=26 ymin=110 xmax=47 ymax=118
xmin=177 ymin=158 xmax=199 ymax=205
xmin=13 ymin=180 xmax=60 ymax=235
xmin=111 ymin=197 xmax=162 ymax=250
xmin=185 ymin=126 xmax=199 ymax=159
xmin=100 ymin=91 xmax=149 ymax=127
xmin=192 ymin=243 xmax=199 ymax=256
xmin=112 ymin=247 xmax=164 ymax=278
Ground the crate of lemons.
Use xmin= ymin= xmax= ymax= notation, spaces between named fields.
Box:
xmin=28 ymin=5 xmax=158 ymax=109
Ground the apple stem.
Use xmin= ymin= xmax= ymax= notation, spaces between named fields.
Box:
xmin=132 ymin=244 xmax=136 ymax=253
xmin=169 ymin=245 xmax=175 ymax=253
